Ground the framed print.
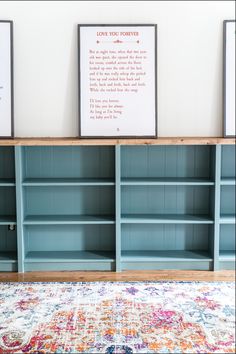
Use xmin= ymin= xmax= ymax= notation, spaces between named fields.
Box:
xmin=223 ymin=20 xmax=235 ymax=137
xmin=0 ymin=20 xmax=14 ymax=138
xmin=78 ymin=24 xmax=157 ymax=138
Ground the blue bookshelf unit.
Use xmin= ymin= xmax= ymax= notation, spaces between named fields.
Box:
xmin=0 ymin=147 xmax=17 ymax=271
xmin=0 ymin=138 xmax=235 ymax=272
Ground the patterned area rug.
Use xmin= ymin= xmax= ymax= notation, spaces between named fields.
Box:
xmin=0 ymin=281 xmax=235 ymax=353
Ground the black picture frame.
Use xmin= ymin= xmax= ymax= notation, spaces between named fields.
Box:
xmin=0 ymin=20 xmax=14 ymax=138
xmin=223 ymin=20 xmax=235 ymax=138
xmin=78 ymin=24 xmax=157 ymax=138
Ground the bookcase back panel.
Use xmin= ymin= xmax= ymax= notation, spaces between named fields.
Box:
xmin=220 ymin=186 xmax=235 ymax=215
xmin=24 ymin=225 xmax=115 ymax=252
xmin=121 ymin=224 xmax=210 ymax=251
xmin=22 ymin=146 xmax=115 ymax=179
xmin=121 ymin=186 xmax=212 ymax=215
xmin=0 ymin=226 xmax=17 ymax=251
xmin=220 ymin=225 xmax=236 ymax=251
xmin=23 ymin=186 xmax=115 ymax=216
xmin=0 ymin=187 xmax=16 ymax=216
xmin=221 ymin=146 xmax=236 ymax=178
xmin=0 ymin=147 xmax=15 ymax=179
xmin=121 ymin=146 xmax=213 ymax=178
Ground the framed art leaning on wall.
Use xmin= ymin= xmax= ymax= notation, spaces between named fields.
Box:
xmin=0 ymin=20 xmax=14 ymax=138
xmin=78 ymin=24 xmax=157 ymax=138
xmin=223 ymin=20 xmax=235 ymax=137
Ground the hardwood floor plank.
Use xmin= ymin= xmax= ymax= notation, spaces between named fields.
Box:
xmin=0 ymin=270 xmax=235 ymax=282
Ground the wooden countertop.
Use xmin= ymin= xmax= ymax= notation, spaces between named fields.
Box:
xmin=0 ymin=137 xmax=235 ymax=146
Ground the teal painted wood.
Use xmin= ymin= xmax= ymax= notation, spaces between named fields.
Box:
xmin=115 ymin=146 xmax=121 ymax=272
xmin=22 ymin=178 xmax=115 ymax=186
xmin=121 ymin=250 xmax=212 ymax=261
xmin=0 ymin=187 xmax=16 ymax=221
xmin=24 ymin=262 xmax=115 ymax=271
xmin=0 ymin=251 xmax=17 ymax=262
xmin=220 ymin=225 xmax=236 ymax=251
xmin=220 ymin=215 xmax=236 ymax=224
xmin=0 ymin=147 xmax=17 ymax=271
xmin=220 ymin=185 xmax=235 ymax=216
xmin=221 ymin=145 xmax=236 ymax=178
xmin=220 ymin=178 xmax=236 ymax=185
xmin=121 ymin=146 xmax=213 ymax=179
xmin=24 ymin=249 xmax=115 ymax=271
xmin=121 ymin=177 xmax=214 ymax=186
xmin=25 ymin=251 xmax=115 ymax=262
xmin=212 ymin=145 xmax=221 ymax=270
xmin=219 ymin=145 xmax=236 ymax=270
xmin=121 ymin=214 xmax=213 ymax=224
xmin=121 ymin=185 xmax=212 ymax=217
xmin=0 ymin=179 xmax=15 ymax=186
xmin=0 ymin=147 xmax=15 ymax=179
xmin=0 ymin=227 xmax=17 ymax=270
xmin=0 ymin=216 xmax=16 ymax=224
xmin=15 ymin=146 xmax=25 ymax=272
xmin=23 ymin=186 xmax=115 ymax=217
xmin=22 ymin=146 xmax=115 ymax=179
xmin=24 ymin=225 xmax=115 ymax=253
xmin=121 ymin=224 xmax=211 ymax=251
xmin=23 ymin=215 xmax=115 ymax=225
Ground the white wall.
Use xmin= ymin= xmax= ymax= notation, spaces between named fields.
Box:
xmin=0 ymin=1 xmax=235 ymax=137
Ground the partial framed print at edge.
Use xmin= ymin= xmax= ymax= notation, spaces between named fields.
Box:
xmin=78 ymin=24 xmax=157 ymax=138
xmin=223 ymin=20 xmax=235 ymax=137
xmin=0 ymin=20 xmax=14 ymax=138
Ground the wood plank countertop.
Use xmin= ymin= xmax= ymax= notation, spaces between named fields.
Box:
xmin=0 ymin=137 xmax=235 ymax=146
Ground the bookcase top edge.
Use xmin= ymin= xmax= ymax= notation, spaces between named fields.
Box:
xmin=0 ymin=137 xmax=235 ymax=146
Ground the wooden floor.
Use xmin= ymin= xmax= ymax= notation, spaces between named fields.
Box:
xmin=0 ymin=270 xmax=235 ymax=282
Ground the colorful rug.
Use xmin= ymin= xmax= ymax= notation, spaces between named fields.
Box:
xmin=0 ymin=281 xmax=235 ymax=353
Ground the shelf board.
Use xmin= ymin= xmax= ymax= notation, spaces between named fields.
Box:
xmin=0 ymin=216 xmax=16 ymax=225
xmin=220 ymin=178 xmax=236 ymax=186
xmin=121 ymin=214 xmax=213 ymax=224
xmin=1 ymin=137 xmax=235 ymax=146
xmin=121 ymin=250 xmax=212 ymax=262
xmin=0 ymin=251 xmax=17 ymax=263
xmin=121 ymin=177 xmax=214 ymax=186
xmin=0 ymin=178 xmax=15 ymax=187
xmin=23 ymin=214 xmax=115 ymax=225
xmin=25 ymin=251 xmax=115 ymax=263
xmin=219 ymin=250 xmax=235 ymax=261
xmin=220 ymin=215 xmax=236 ymax=224
xmin=22 ymin=177 xmax=115 ymax=186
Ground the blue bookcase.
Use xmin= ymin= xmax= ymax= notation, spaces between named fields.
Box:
xmin=119 ymin=145 xmax=215 ymax=270
xmin=0 ymin=139 xmax=235 ymax=272
xmin=0 ymin=147 xmax=17 ymax=271
xmin=219 ymin=145 xmax=235 ymax=269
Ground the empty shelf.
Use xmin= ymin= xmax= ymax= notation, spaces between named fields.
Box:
xmin=220 ymin=215 xmax=236 ymax=224
xmin=220 ymin=178 xmax=236 ymax=186
xmin=22 ymin=178 xmax=115 ymax=186
xmin=0 ymin=178 xmax=15 ymax=186
xmin=23 ymin=215 xmax=115 ymax=225
xmin=219 ymin=251 xmax=236 ymax=261
xmin=0 ymin=216 xmax=16 ymax=225
xmin=121 ymin=250 xmax=212 ymax=262
xmin=121 ymin=177 xmax=214 ymax=186
xmin=121 ymin=214 xmax=214 ymax=224
xmin=0 ymin=252 xmax=17 ymax=263
xmin=25 ymin=251 xmax=115 ymax=263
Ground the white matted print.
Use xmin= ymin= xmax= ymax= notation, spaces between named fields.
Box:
xmin=78 ymin=25 xmax=157 ymax=138
xmin=224 ymin=20 xmax=235 ymax=137
xmin=0 ymin=21 xmax=14 ymax=138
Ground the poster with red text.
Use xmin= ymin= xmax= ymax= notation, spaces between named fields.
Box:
xmin=78 ymin=25 xmax=157 ymax=137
